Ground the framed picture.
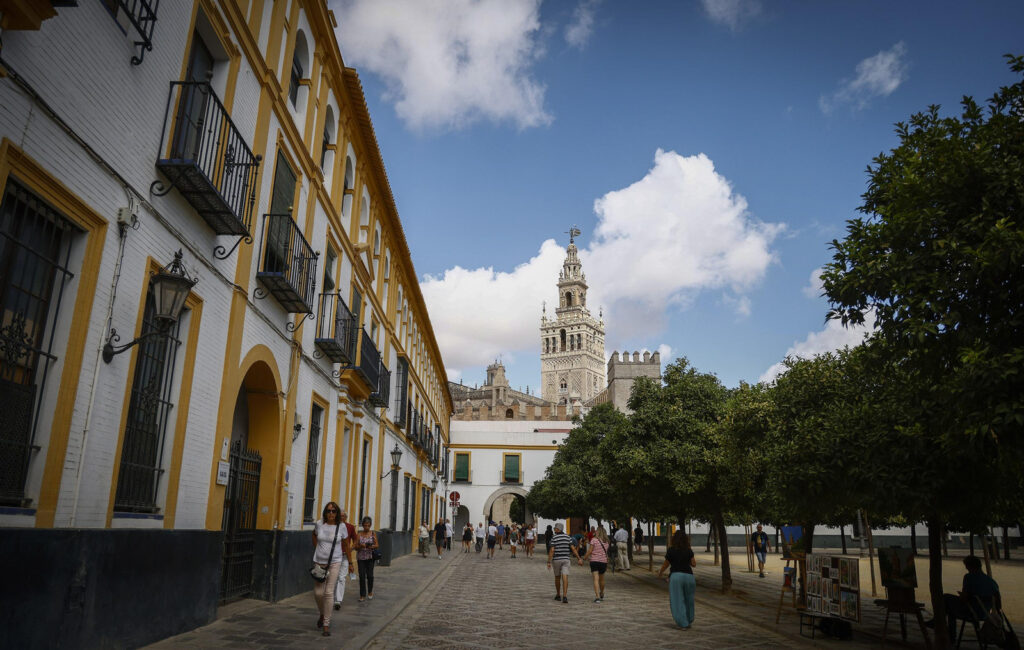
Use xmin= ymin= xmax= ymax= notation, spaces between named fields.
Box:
xmin=832 ymin=582 xmax=840 ymax=601
xmin=839 ymin=558 xmax=857 ymax=589
xmin=841 ymin=590 xmax=859 ymax=621
xmin=809 ymin=574 xmax=819 ymax=595
xmin=821 ymin=565 xmax=830 ymax=578
xmin=878 ymin=547 xmax=917 ymax=589
xmin=831 ymin=601 xmax=840 ymax=616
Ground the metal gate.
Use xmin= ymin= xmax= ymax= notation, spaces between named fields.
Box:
xmin=220 ymin=440 xmax=261 ymax=602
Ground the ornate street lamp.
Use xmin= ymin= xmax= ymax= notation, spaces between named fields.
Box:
xmin=430 ymin=476 xmax=438 ymax=492
xmin=379 ymin=444 xmax=403 ymax=480
xmin=103 ymin=250 xmax=197 ymax=363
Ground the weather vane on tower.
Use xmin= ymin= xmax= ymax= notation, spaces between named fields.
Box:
xmin=565 ymin=225 xmax=581 ymax=244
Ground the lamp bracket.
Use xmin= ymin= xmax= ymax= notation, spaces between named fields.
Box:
xmin=102 ymin=326 xmax=167 ymax=364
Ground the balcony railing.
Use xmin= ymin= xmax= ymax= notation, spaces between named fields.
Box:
xmin=369 ymin=364 xmax=390 ymax=408
xmin=255 ymin=213 xmax=318 ymax=314
xmin=355 ymin=331 xmax=381 ymax=394
xmin=501 ymin=470 xmax=524 ymax=484
xmin=314 ymin=293 xmax=356 ymax=364
xmin=154 ymin=81 xmax=260 ymax=239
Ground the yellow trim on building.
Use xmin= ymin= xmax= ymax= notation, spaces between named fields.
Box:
xmin=163 ymin=291 xmax=203 ymax=529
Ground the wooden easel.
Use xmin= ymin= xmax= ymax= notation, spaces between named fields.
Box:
xmin=879 ymin=586 xmax=932 ymax=649
xmin=775 ymin=557 xmax=804 ymax=623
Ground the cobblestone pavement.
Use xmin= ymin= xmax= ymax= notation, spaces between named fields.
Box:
xmin=150 ymin=545 xmax=1022 ymax=649
xmin=369 ymin=549 xmax=803 ymax=649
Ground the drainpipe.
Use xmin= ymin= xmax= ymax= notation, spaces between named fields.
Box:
xmin=70 ymin=201 xmax=134 ymax=526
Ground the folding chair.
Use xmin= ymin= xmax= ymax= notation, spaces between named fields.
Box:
xmin=956 ymin=593 xmax=1017 ymax=649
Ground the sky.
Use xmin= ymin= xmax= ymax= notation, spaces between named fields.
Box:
xmin=328 ymin=0 xmax=1024 ymax=390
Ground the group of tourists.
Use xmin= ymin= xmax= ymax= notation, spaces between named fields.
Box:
xmin=309 ymin=503 xmax=380 ymax=637
xmin=466 ymin=520 xmax=540 ymax=558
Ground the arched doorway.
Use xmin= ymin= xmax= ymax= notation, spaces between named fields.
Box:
xmin=483 ymin=485 xmax=531 ymax=525
xmin=220 ymin=356 xmax=282 ymax=602
xmin=453 ymin=505 xmax=471 ymax=535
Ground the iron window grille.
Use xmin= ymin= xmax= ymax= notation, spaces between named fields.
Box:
xmin=302 ymin=404 xmax=323 ymax=523
xmin=153 ymin=80 xmax=260 ymax=259
xmin=102 ymin=0 xmax=160 ymax=65
xmin=114 ymin=291 xmax=183 ymax=512
xmin=356 ymin=330 xmax=381 ymax=395
xmin=393 ymin=357 xmax=409 ymax=426
xmin=0 ymin=179 xmax=79 ymax=507
xmin=254 ymin=213 xmax=318 ymax=323
xmin=369 ymin=360 xmax=390 ymax=408
xmin=289 ymin=58 xmax=302 ymax=107
xmin=314 ymin=293 xmax=356 ymax=364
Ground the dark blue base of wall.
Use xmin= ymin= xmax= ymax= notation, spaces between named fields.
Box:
xmin=0 ymin=528 xmax=221 ymax=649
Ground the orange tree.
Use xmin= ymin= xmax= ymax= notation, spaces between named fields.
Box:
xmin=821 ymin=55 xmax=1024 ymax=648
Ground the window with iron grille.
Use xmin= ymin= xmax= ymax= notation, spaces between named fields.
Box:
xmin=114 ymin=291 xmax=183 ymax=512
xmin=302 ymin=403 xmax=324 ymax=523
xmin=0 ymin=179 xmax=79 ymax=507
xmin=394 ymin=357 xmax=408 ymax=427
xmin=320 ymin=122 xmax=330 ymax=171
xmin=402 ymin=474 xmax=410 ymax=530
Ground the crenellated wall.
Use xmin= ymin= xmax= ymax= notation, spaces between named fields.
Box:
xmin=606 ymin=350 xmax=662 ymax=413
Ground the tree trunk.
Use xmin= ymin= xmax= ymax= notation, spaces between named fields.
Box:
xmin=989 ymin=527 xmax=999 ymax=563
xmin=648 ymin=522 xmax=654 ymax=571
xmin=714 ymin=511 xmax=732 ymax=593
xmin=706 ymin=524 xmax=713 ymax=552
xmin=1003 ymin=525 xmax=1011 ymax=560
xmin=840 ymin=524 xmax=847 ymax=554
xmin=911 ymin=523 xmax=917 ymax=551
xmin=969 ymin=532 xmax=974 ymax=555
xmin=713 ymin=524 xmax=720 ymax=565
xmin=928 ymin=515 xmax=950 ymax=650
xmin=802 ymin=524 xmax=815 ymax=555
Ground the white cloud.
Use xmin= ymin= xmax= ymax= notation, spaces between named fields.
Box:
xmin=565 ymin=0 xmax=599 ymax=49
xmin=820 ymin=42 xmax=908 ymax=114
xmin=657 ymin=343 xmax=673 ymax=361
xmin=701 ymin=0 xmax=761 ymax=31
xmin=421 ymin=149 xmax=784 ymax=377
xmin=758 ymin=313 xmax=875 ymax=383
xmin=802 ymin=267 xmax=824 ymax=299
xmin=331 ymin=0 xmax=551 ymax=131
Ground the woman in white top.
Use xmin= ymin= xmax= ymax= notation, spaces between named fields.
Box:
xmin=525 ymin=524 xmax=536 ymax=558
xmin=312 ymin=502 xmax=349 ymax=636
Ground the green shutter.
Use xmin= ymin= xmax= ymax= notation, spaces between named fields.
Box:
xmin=454 ymin=453 xmax=469 ymax=481
xmin=504 ymin=455 xmax=520 ymax=482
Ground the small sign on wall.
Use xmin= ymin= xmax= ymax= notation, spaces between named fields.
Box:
xmin=216 ymin=461 xmax=230 ymax=486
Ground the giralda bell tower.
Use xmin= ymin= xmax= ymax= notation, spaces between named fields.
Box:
xmin=540 ymin=228 xmax=606 ymax=404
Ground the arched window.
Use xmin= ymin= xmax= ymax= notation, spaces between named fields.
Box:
xmin=565 ymin=291 xmax=573 ymax=306
xmin=342 ymin=155 xmax=354 ymax=218
xmin=320 ymin=105 xmax=335 ymax=171
xmin=560 ymin=329 xmax=566 ymax=351
xmin=359 ymin=195 xmax=370 ymax=243
xmin=505 ymin=408 xmax=514 ymax=419
xmin=289 ymin=31 xmax=309 ymax=108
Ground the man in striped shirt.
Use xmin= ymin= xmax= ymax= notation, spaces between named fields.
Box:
xmin=547 ymin=522 xmax=582 ymax=603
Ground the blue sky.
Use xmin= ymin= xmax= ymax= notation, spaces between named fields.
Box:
xmin=330 ymin=0 xmax=1024 ymax=390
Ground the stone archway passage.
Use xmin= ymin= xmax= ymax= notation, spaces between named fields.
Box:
xmin=482 ymin=485 xmax=531 ymax=524
xmin=453 ymin=505 xmax=471 ymax=536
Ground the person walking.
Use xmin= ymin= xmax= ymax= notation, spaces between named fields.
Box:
xmin=614 ymin=524 xmax=630 ymax=570
xmin=547 ymin=522 xmax=582 ymax=603
xmin=433 ymin=517 xmax=446 ymax=560
xmin=581 ymin=526 xmax=611 ymax=602
xmin=462 ymin=523 xmax=473 ymax=552
xmin=544 ymin=524 xmax=553 ymax=553
xmin=486 ymin=521 xmax=498 ymax=559
xmin=751 ymin=524 xmax=771 ymax=578
xmin=525 ymin=524 xmax=536 ymax=558
xmin=445 ymin=518 xmax=453 ymax=551
xmin=311 ymin=502 xmax=350 ymax=637
xmin=634 ymin=522 xmax=644 ymax=554
xmin=496 ymin=521 xmax=505 ymax=550
xmin=475 ymin=522 xmax=486 ymax=553
xmin=333 ymin=508 xmax=357 ymax=611
xmin=509 ymin=526 xmax=519 ymax=558
xmin=354 ymin=516 xmax=378 ymax=602
xmin=657 ymin=531 xmax=697 ymax=630
xmin=418 ymin=520 xmax=431 ymax=558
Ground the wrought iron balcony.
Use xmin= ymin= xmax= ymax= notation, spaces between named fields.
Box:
xmin=355 ymin=330 xmax=381 ymax=395
xmin=254 ymin=213 xmax=318 ymax=316
xmin=369 ymin=364 xmax=390 ymax=408
xmin=153 ymin=81 xmax=260 ymax=248
xmin=314 ymin=293 xmax=356 ymax=364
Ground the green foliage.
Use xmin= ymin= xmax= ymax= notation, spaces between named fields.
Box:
xmin=822 ymin=54 xmax=1024 ymax=448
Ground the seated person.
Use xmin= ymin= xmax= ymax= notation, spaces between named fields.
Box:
xmin=941 ymin=555 xmax=999 ymax=643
